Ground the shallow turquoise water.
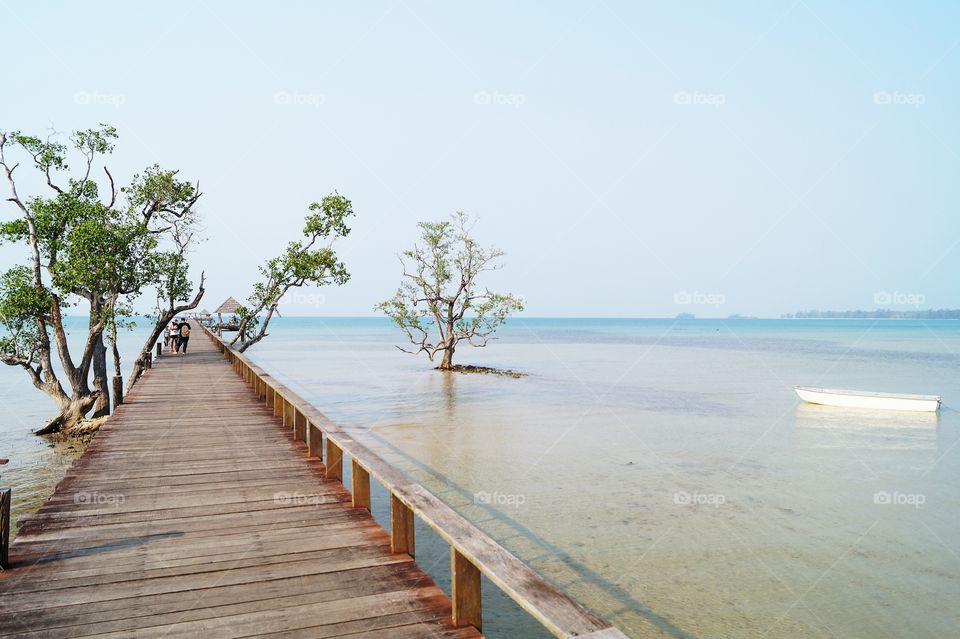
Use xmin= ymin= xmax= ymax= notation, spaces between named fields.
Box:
xmin=2 ymin=317 xmax=959 ymax=637
xmin=247 ymin=317 xmax=960 ymax=638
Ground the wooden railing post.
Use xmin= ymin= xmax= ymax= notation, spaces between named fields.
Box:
xmin=451 ymin=548 xmax=482 ymax=630
xmin=0 ymin=487 xmax=10 ymax=569
xmin=390 ymin=494 xmax=415 ymax=556
xmin=274 ymin=394 xmax=284 ymax=418
xmin=307 ymin=423 xmax=322 ymax=459
xmin=155 ymin=342 xmax=162 ymax=358
xmin=265 ymin=386 xmax=275 ymax=409
xmin=293 ymin=409 xmax=306 ymax=442
xmin=351 ymin=460 xmax=370 ymax=510
xmin=112 ymin=375 xmax=123 ymax=407
xmin=325 ymin=439 xmax=343 ymax=481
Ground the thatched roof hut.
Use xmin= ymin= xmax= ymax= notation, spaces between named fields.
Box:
xmin=215 ymin=297 xmax=242 ymax=315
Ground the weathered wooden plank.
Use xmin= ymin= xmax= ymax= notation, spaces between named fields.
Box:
xmin=16 ymin=503 xmax=367 ymax=542
xmin=65 ymin=590 xmax=455 ymax=639
xmin=8 ymin=522 xmax=386 ymax=576
xmin=0 ymin=563 xmax=430 ymax=632
xmin=6 ymin=542 xmax=403 ymax=595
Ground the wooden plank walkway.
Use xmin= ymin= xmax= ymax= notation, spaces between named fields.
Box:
xmin=0 ymin=326 xmax=483 ymax=639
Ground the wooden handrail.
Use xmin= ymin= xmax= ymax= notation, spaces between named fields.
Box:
xmin=200 ymin=324 xmax=627 ymax=638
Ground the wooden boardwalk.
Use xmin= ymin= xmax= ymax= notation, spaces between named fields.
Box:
xmin=0 ymin=328 xmax=483 ymax=638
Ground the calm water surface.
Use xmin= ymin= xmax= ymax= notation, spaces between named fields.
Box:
xmin=3 ymin=318 xmax=959 ymax=638
xmin=249 ymin=318 xmax=960 ymax=639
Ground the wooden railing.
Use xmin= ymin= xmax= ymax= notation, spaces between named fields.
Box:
xmin=0 ymin=486 xmax=10 ymax=569
xmin=0 ymin=456 xmax=8 ymax=569
xmin=200 ymin=325 xmax=627 ymax=638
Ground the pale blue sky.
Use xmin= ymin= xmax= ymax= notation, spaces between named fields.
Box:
xmin=2 ymin=1 xmax=958 ymax=317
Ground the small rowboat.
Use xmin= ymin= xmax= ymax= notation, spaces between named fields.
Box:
xmin=795 ymin=386 xmax=941 ymax=412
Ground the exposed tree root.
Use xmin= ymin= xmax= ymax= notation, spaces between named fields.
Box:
xmin=437 ymin=364 xmax=526 ymax=378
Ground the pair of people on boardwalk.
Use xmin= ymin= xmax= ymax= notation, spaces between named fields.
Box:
xmin=166 ymin=320 xmax=191 ymax=354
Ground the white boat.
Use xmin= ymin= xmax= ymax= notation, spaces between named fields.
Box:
xmin=795 ymin=386 xmax=941 ymax=412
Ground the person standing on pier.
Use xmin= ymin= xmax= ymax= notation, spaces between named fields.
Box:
xmin=176 ymin=321 xmax=191 ymax=354
xmin=166 ymin=320 xmax=179 ymax=352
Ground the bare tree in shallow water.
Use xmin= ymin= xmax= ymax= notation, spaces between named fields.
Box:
xmin=377 ymin=212 xmax=524 ymax=371
xmin=0 ymin=125 xmax=204 ymax=434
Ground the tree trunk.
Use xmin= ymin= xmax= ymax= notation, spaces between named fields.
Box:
xmin=108 ymin=319 xmax=123 ymax=405
xmin=438 ymin=345 xmax=455 ymax=370
xmin=91 ymin=331 xmax=110 ymax=417
xmin=126 ymin=321 xmax=167 ymax=394
xmin=34 ymin=393 xmax=99 ymax=436
xmin=126 ymin=276 xmax=205 ymax=394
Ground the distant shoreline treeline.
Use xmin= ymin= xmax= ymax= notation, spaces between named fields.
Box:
xmin=782 ymin=309 xmax=960 ymax=319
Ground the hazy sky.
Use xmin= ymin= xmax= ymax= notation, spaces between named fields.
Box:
xmin=2 ymin=1 xmax=958 ymax=317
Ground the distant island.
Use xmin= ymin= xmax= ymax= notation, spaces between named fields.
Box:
xmin=783 ymin=309 xmax=960 ymax=319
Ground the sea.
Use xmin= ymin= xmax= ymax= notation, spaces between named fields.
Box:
xmin=2 ymin=317 xmax=958 ymax=638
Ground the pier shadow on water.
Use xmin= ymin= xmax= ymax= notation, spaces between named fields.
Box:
xmin=346 ymin=424 xmax=701 ymax=639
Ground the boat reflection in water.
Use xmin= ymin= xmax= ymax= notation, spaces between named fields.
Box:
xmin=793 ymin=402 xmax=941 ymax=458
